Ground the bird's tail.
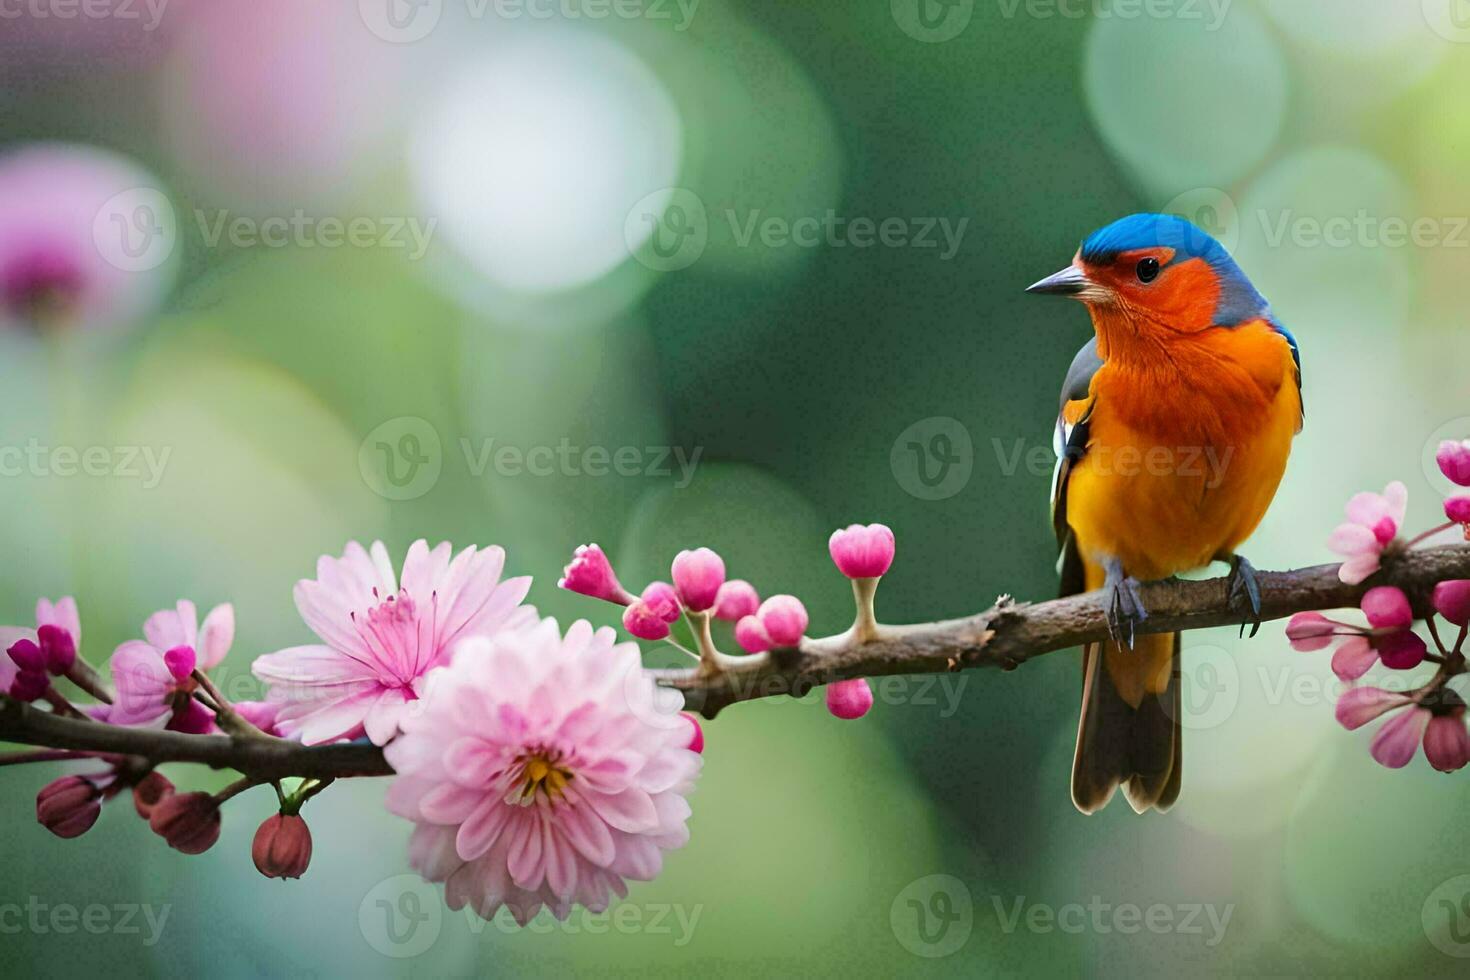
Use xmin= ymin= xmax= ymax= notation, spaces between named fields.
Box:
xmin=1071 ymin=630 xmax=1181 ymax=814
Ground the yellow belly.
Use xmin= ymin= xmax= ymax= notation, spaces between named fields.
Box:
xmin=1066 ymin=368 xmax=1299 ymax=581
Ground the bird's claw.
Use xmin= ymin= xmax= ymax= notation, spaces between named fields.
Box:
xmin=1101 ymin=561 xmax=1148 ymax=650
xmin=1227 ymin=554 xmax=1263 ymax=639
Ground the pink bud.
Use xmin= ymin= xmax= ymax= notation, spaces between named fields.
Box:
xmin=36 ymin=776 xmax=102 ymax=839
xmin=826 ymin=679 xmax=874 ymax=720
xmin=1438 ymin=440 xmax=1470 ymax=487
xmin=1424 ymin=709 xmax=1470 ymax=773
xmin=253 ymin=813 xmax=313 ymax=879
xmin=713 ymin=580 xmax=760 ymax=622
xmin=9 ymin=669 xmax=49 ymax=702
xmin=1336 ymin=686 xmax=1410 ymax=731
xmin=734 ymin=616 xmax=772 ymax=654
xmin=35 ymin=624 xmax=76 ymax=674
xmin=166 ymin=698 xmax=217 ymax=735
xmin=758 ymin=595 xmax=808 ymax=647
xmin=828 ymin=523 xmax=896 ymax=579
xmin=7 ymin=637 xmax=45 ymax=673
xmin=1285 ymin=612 xmax=1336 ymax=652
xmin=1447 ymin=496 xmax=1470 ymax=525
xmin=163 ymin=645 xmax=196 ymax=682
xmin=671 ymin=548 xmax=726 ymax=612
xmin=1362 ymin=586 xmax=1412 ymax=630
xmin=149 ymin=792 xmax=222 ymax=854
xmin=682 ymin=712 xmax=704 ymax=754
xmin=132 ymin=771 xmax=174 ymax=820
xmin=1433 ymin=580 xmax=1470 ymax=627
xmin=640 ymin=582 xmax=683 ymax=623
xmin=1376 ymin=630 xmax=1427 ymax=670
xmin=558 ymin=544 xmax=634 ymax=605
xmin=623 ymin=601 xmax=671 ymax=641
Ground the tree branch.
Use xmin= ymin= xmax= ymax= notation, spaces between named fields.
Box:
xmin=3 ymin=544 xmax=1467 ymax=773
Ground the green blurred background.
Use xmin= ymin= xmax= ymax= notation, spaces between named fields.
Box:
xmin=3 ymin=0 xmax=1470 ymax=975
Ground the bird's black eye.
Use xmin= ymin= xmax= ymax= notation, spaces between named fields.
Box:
xmin=1135 ymin=257 xmax=1161 ymax=284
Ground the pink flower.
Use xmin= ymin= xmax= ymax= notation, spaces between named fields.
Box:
xmin=671 ymin=548 xmax=725 ymax=613
xmin=558 ymin=544 xmax=633 ymax=606
xmin=252 ymin=540 xmax=535 ymax=746
xmin=0 ymin=144 xmax=175 ymax=333
xmin=828 ymin=524 xmax=896 ymax=579
xmin=757 ymin=596 xmax=808 ymax=648
xmin=682 ymin=713 xmax=704 ymax=754
xmin=1370 ymin=704 xmax=1431 ymax=769
xmin=384 ymin=619 xmax=700 ymax=925
xmin=622 ymin=601 xmax=671 ymax=642
xmin=108 ymin=601 xmax=234 ymax=731
xmin=36 ymin=775 xmax=103 ymax=839
xmin=639 ymin=583 xmax=682 ymax=624
xmin=1432 ymin=580 xmax=1470 ymax=628
xmin=1446 ymin=496 xmax=1470 ymax=527
xmin=1335 ymin=686 xmax=1412 ymax=731
xmin=253 ymin=814 xmax=313 ymax=879
xmin=149 ymin=792 xmax=222 ymax=854
xmin=1438 ymin=440 xmax=1470 ymax=487
xmin=734 ymin=616 xmax=771 ymax=654
xmin=3 ymin=596 xmax=82 ymax=693
xmin=1424 ymin=699 xmax=1470 ymax=773
xmin=1328 ymin=481 xmax=1407 ymax=584
xmin=1293 ymin=588 xmax=1426 ymax=681
xmin=713 ymin=580 xmax=759 ymax=623
xmin=233 ymin=700 xmax=285 ymax=737
xmin=826 ymin=679 xmax=874 ymax=720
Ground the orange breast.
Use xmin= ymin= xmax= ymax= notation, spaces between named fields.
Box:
xmin=1066 ymin=319 xmax=1300 ymax=580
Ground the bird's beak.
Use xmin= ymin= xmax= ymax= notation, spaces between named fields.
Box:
xmin=1025 ymin=264 xmax=1089 ymax=297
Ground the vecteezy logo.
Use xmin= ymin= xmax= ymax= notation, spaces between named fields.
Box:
xmin=359 ymin=417 xmax=443 ymax=501
xmin=92 ymin=187 xmax=177 ymax=273
xmin=1422 ymin=874 xmax=1470 ymax=958
xmin=891 ymin=0 xmax=974 ymax=43
xmin=359 ymin=874 xmax=443 ymax=958
xmin=1170 ymin=643 xmax=1239 ymax=731
xmin=890 ymin=874 xmax=973 ymax=958
xmin=891 ymin=417 xmax=974 ymax=501
xmin=359 ymin=0 xmax=443 ymax=43
xmin=625 ymin=188 xmax=709 ymax=272
xmin=1160 ymin=188 xmax=1240 ymax=257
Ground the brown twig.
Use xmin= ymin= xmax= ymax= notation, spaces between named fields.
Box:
xmin=0 ymin=545 xmax=1466 ymax=772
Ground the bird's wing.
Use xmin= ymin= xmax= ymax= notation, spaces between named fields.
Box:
xmin=1052 ymin=337 xmax=1103 ymax=597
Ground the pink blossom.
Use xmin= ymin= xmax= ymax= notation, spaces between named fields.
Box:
xmin=253 ymin=814 xmax=313 ymax=879
xmin=671 ymin=548 xmax=725 ymax=613
xmin=1432 ymin=580 xmax=1470 ymax=627
xmin=826 ymin=679 xmax=874 ymax=720
xmin=557 ymin=544 xmax=633 ymax=606
xmin=1370 ymin=705 xmax=1431 ymax=769
xmin=639 ymin=583 xmax=682 ymax=624
xmin=734 ymin=616 xmax=771 ymax=654
xmin=108 ymin=601 xmax=234 ymax=730
xmin=1285 ymin=612 xmax=1336 ymax=652
xmin=1438 ymin=440 xmax=1470 ymax=487
xmin=1295 ymin=588 xmax=1427 ymax=681
xmin=36 ymin=775 xmax=103 ymax=839
xmin=757 ymin=596 xmax=808 ymax=648
xmin=1328 ymin=481 xmax=1407 ymax=584
xmin=1335 ymin=686 xmax=1411 ymax=730
xmin=3 ymin=596 xmax=83 ymax=693
xmin=149 ymin=792 xmax=221 ymax=855
xmin=384 ymin=619 xmax=700 ymax=925
xmin=713 ymin=580 xmax=760 ymax=623
xmin=1447 ymin=496 xmax=1470 ymax=527
xmin=252 ymin=540 xmax=535 ymax=746
xmin=828 ymin=523 xmax=896 ymax=579
xmin=682 ymin=713 xmax=704 ymax=754
xmin=233 ymin=700 xmax=285 ymax=737
xmin=622 ymin=601 xmax=671 ymax=642
xmin=1361 ymin=586 xmax=1426 ymax=672
xmin=1424 ymin=702 xmax=1470 ymax=773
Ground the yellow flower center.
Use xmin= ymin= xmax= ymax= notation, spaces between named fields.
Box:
xmin=509 ymin=753 xmax=572 ymax=806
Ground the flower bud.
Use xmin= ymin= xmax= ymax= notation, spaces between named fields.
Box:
xmin=9 ymin=668 xmax=49 ymax=702
xmin=132 ymin=771 xmax=175 ymax=820
xmin=681 ymin=712 xmax=704 ymax=754
xmin=640 ymin=582 xmax=683 ymax=623
xmin=825 ymin=679 xmax=874 ymax=720
xmin=1362 ymin=586 xmax=1412 ymax=629
xmin=713 ymin=580 xmax=760 ymax=622
xmin=35 ymin=624 xmax=76 ymax=674
xmin=1433 ymin=580 xmax=1470 ymax=628
xmin=671 ymin=548 xmax=726 ymax=613
xmin=1438 ymin=440 xmax=1470 ymax=487
xmin=828 ymin=523 xmax=896 ymax=580
xmin=758 ymin=595 xmax=808 ymax=647
xmin=36 ymin=776 xmax=102 ymax=839
xmin=252 ymin=813 xmax=313 ymax=879
xmin=163 ymin=645 xmax=196 ymax=682
xmin=734 ymin=616 xmax=771 ymax=654
xmin=1285 ymin=612 xmax=1335 ymax=651
xmin=1375 ymin=630 xmax=1427 ymax=670
xmin=7 ymin=637 xmax=45 ymax=673
xmin=166 ymin=698 xmax=217 ymax=735
xmin=1448 ymin=496 xmax=1470 ymax=526
xmin=148 ymin=791 xmax=221 ymax=854
xmin=623 ymin=601 xmax=671 ymax=641
xmin=558 ymin=544 xmax=634 ymax=605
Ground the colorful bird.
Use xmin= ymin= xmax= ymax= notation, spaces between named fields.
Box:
xmin=1028 ymin=214 xmax=1302 ymax=814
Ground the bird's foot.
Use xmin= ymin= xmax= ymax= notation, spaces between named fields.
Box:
xmin=1101 ymin=558 xmax=1148 ymax=650
xmin=1226 ymin=554 xmax=1263 ymax=639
